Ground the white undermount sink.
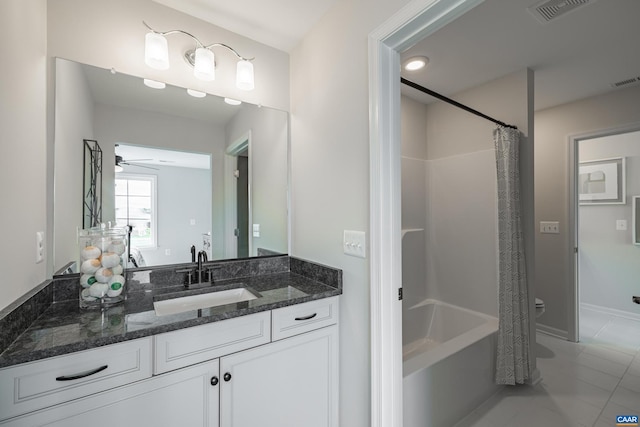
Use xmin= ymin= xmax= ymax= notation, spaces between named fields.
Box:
xmin=153 ymin=288 xmax=258 ymax=316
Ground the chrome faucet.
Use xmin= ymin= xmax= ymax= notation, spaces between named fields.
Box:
xmin=197 ymin=250 xmax=208 ymax=284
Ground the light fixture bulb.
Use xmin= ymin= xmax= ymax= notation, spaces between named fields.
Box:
xmin=187 ymin=88 xmax=206 ymax=98
xmin=143 ymin=78 xmax=166 ymax=89
xmin=115 ymin=164 xmax=124 ymax=173
xmin=193 ymin=47 xmax=215 ymax=81
xmin=224 ymin=97 xmax=242 ymax=106
xmin=403 ymin=56 xmax=429 ymax=71
xmin=145 ymin=32 xmax=169 ymax=70
xmin=236 ymin=60 xmax=254 ymax=91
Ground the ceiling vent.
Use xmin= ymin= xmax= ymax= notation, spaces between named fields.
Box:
xmin=610 ymin=76 xmax=640 ymax=89
xmin=527 ymin=0 xmax=596 ymax=24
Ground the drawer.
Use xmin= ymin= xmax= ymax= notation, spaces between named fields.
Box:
xmin=0 ymin=337 xmax=152 ymax=421
xmin=154 ymin=311 xmax=271 ymax=374
xmin=271 ymin=297 xmax=339 ymax=341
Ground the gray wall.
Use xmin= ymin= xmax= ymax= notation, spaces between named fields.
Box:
xmin=226 ymin=106 xmax=288 ymax=257
xmin=535 ymin=85 xmax=640 ymax=334
xmin=0 ymin=0 xmax=48 ymax=309
xmin=120 ymin=164 xmax=212 ymax=266
xmin=53 ymin=59 xmax=95 ymax=272
xmin=579 ymin=129 xmax=640 ymax=316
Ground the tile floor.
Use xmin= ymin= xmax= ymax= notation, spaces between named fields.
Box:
xmin=455 ymin=307 xmax=640 ymax=427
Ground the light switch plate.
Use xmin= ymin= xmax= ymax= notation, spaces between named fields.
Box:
xmin=343 ymin=230 xmax=366 ymax=258
xmin=540 ymin=221 xmax=559 ymax=234
xmin=36 ymin=231 xmax=44 ymax=263
xmin=616 ymin=219 xmax=627 ymax=231
xmin=252 ymin=224 xmax=260 ymax=237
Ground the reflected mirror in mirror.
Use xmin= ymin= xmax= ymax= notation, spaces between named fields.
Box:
xmin=54 ymin=58 xmax=288 ymax=271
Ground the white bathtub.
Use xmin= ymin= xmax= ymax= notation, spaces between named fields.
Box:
xmin=403 ymin=299 xmax=500 ymax=427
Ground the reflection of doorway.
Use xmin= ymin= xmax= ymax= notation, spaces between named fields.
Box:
xmin=236 ymin=151 xmax=249 ymax=258
xmin=224 ymin=131 xmax=252 ymax=259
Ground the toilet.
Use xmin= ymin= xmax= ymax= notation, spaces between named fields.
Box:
xmin=535 ymin=298 xmax=545 ymax=318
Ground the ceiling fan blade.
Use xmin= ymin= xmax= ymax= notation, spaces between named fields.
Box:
xmin=126 ymin=158 xmax=153 ymax=162
xmin=121 ymin=162 xmax=159 ymax=170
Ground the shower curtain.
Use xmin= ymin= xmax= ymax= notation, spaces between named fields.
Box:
xmin=494 ymin=126 xmax=530 ymax=385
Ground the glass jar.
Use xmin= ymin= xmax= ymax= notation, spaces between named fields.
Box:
xmin=78 ymin=226 xmax=127 ymax=309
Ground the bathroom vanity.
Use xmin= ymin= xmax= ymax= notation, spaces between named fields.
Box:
xmin=0 ymin=256 xmax=341 ymax=427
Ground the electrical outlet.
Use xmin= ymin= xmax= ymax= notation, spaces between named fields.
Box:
xmin=343 ymin=230 xmax=366 ymax=258
xmin=165 ymin=249 xmax=171 ymax=256
xmin=190 ymin=219 xmax=196 ymax=225
xmin=540 ymin=221 xmax=559 ymax=234
xmin=36 ymin=231 xmax=44 ymax=263
xmin=616 ymin=219 xmax=627 ymax=231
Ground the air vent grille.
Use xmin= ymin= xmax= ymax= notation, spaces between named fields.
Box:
xmin=528 ymin=0 xmax=596 ymax=24
xmin=611 ymin=77 xmax=640 ymax=89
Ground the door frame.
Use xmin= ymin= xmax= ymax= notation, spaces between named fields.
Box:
xmin=568 ymin=121 xmax=640 ymax=342
xmin=368 ymin=0 xmax=484 ymax=425
xmin=224 ymin=131 xmax=252 ymax=259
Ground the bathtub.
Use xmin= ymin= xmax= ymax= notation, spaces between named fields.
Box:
xmin=403 ymin=299 xmax=500 ymax=427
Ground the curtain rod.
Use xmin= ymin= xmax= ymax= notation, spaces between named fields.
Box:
xmin=400 ymin=77 xmax=518 ymax=130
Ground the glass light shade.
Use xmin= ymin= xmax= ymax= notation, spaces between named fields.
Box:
xmin=236 ymin=60 xmax=254 ymax=91
xmin=145 ymin=32 xmax=169 ymax=70
xmin=115 ymin=164 xmax=124 ymax=173
xmin=143 ymin=79 xmax=166 ymax=89
xmin=187 ymin=88 xmax=206 ymax=98
xmin=193 ymin=47 xmax=215 ymax=81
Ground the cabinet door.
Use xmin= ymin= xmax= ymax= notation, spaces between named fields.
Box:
xmin=1 ymin=360 xmax=220 ymax=427
xmin=220 ymin=325 xmax=338 ymax=427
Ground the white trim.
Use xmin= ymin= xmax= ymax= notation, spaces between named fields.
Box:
xmin=568 ymin=122 xmax=640 ymax=343
xmin=581 ymin=302 xmax=640 ymax=323
xmin=368 ymin=1 xmax=484 ymax=426
xmin=536 ymin=324 xmax=569 ymax=340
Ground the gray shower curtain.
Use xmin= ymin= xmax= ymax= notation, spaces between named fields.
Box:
xmin=494 ymin=126 xmax=530 ymax=385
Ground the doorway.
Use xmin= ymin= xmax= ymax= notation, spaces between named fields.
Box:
xmin=224 ymin=131 xmax=252 ymax=259
xmin=570 ymin=124 xmax=640 ymax=343
xmin=236 ymin=151 xmax=249 ymax=258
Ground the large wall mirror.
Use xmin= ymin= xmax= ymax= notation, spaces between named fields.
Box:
xmin=54 ymin=58 xmax=288 ymax=271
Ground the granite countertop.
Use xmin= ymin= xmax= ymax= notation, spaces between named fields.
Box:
xmin=0 ymin=270 xmax=341 ymax=369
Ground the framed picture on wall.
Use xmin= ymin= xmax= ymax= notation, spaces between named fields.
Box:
xmin=578 ymin=157 xmax=626 ymax=205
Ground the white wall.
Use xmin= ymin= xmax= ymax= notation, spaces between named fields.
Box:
xmin=93 ymin=103 xmax=226 ymax=259
xmin=120 ymin=164 xmax=212 ymax=266
xmin=0 ymin=0 xmax=47 ymax=311
xmin=226 ymin=106 xmax=288 ymax=256
xmin=290 ymin=0 xmax=415 ymax=424
xmin=578 ymin=130 xmax=640 ymax=316
xmin=53 ymin=59 xmax=95 ymax=272
xmin=535 ymin=85 xmax=640 ymax=334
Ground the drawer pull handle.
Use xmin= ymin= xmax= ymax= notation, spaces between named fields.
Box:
xmin=56 ymin=365 xmax=108 ymax=381
xmin=211 ymin=376 xmax=219 ymax=386
xmin=224 ymin=372 xmax=232 ymax=382
xmin=294 ymin=313 xmax=317 ymax=321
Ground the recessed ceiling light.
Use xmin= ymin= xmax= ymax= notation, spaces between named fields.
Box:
xmin=143 ymin=78 xmax=166 ymax=89
xmin=224 ymin=97 xmax=242 ymax=106
xmin=403 ymin=56 xmax=429 ymax=72
xmin=187 ymin=88 xmax=206 ymax=98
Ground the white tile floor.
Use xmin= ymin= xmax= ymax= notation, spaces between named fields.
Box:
xmin=455 ymin=307 xmax=640 ymax=427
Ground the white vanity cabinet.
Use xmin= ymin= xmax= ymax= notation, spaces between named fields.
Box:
xmin=0 ymin=297 xmax=339 ymax=427
xmin=220 ymin=325 xmax=338 ymax=427
xmin=0 ymin=359 xmax=220 ymax=427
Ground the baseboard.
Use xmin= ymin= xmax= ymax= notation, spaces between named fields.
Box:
xmin=581 ymin=302 xmax=640 ymax=322
xmin=536 ymin=323 xmax=568 ymax=339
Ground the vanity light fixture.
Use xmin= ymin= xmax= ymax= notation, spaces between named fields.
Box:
xmin=143 ymin=78 xmax=166 ymax=89
xmin=224 ymin=97 xmax=242 ymax=106
xmin=403 ymin=56 xmax=429 ymax=71
xmin=187 ymin=88 xmax=206 ymax=98
xmin=143 ymin=21 xmax=255 ymax=91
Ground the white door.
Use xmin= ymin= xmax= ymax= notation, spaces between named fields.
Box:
xmin=220 ymin=326 xmax=339 ymax=427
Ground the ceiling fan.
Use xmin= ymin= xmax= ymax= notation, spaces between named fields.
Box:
xmin=114 ymin=154 xmax=159 ymax=171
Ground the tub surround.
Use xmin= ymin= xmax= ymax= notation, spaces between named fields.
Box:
xmin=0 ymin=255 xmax=342 ymax=369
